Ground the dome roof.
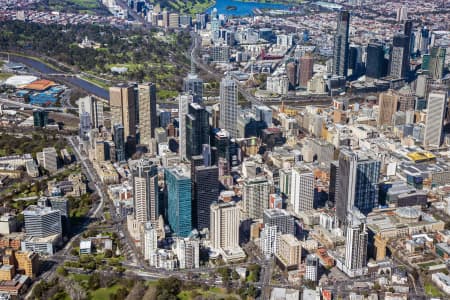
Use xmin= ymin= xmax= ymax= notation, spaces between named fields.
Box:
xmin=395 ymin=207 xmax=420 ymax=219
xmin=397 ymin=85 xmax=414 ymax=97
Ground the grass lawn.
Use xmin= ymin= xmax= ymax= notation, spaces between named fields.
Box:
xmin=71 ymin=273 xmax=91 ymax=283
xmin=178 ymin=287 xmax=239 ymax=300
xmin=424 ymin=282 xmax=444 ymax=297
xmin=90 ymin=284 xmax=122 ymax=300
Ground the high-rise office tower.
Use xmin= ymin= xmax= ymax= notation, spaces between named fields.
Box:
xmin=403 ymin=20 xmax=413 ymax=67
xmin=424 ymin=90 xmax=447 ymax=147
xmin=344 ymin=208 xmax=368 ymax=273
xmin=33 ymin=109 xmax=48 ymax=128
xmin=23 ymin=205 xmax=62 ymax=238
xmin=183 ymin=53 xmax=204 ymax=103
xmin=366 ymin=43 xmax=387 ymax=79
xmin=329 ymin=161 xmax=339 ymax=203
xmin=423 ymin=47 xmax=446 ymax=80
xmin=138 ymin=83 xmax=157 ymax=147
xmin=132 ymin=159 xmax=159 ymax=227
xmin=192 ymin=163 xmax=219 ymax=231
xmin=113 ymin=124 xmax=126 ymax=162
xmin=78 ymin=95 xmax=104 ymax=129
xmin=396 ymin=85 xmax=415 ymax=112
xmin=186 ymin=103 xmax=210 ymax=160
xmin=336 ymin=149 xmax=380 ymax=224
xmin=333 ymin=10 xmax=350 ymax=77
xmin=286 ymin=60 xmax=297 ymax=90
xmin=260 ymin=225 xmax=279 ymax=258
xmin=299 ymin=53 xmax=314 ymax=88
xmin=210 ymin=201 xmax=240 ymax=250
xmin=389 ymin=34 xmax=409 ymax=79
xmin=109 ymin=85 xmax=136 ymax=139
xmin=79 ymin=112 xmax=91 ymax=140
xmin=165 ymin=166 xmax=192 ymax=237
xmin=178 ymin=93 xmax=194 ymax=160
xmin=242 ymin=177 xmax=271 ymax=219
xmin=263 ymin=208 xmax=295 ymax=235
xmin=377 ymin=89 xmax=399 ymax=127
xmin=305 ymin=254 xmax=319 ymax=282
xmin=396 ymin=5 xmax=408 ymax=23
xmin=219 ymin=74 xmax=238 ymax=138
xmin=348 ymin=45 xmax=364 ymax=78
xmin=290 ymin=167 xmax=315 ymax=214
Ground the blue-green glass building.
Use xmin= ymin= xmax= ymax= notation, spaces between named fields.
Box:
xmin=165 ymin=166 xmax=192 ymax=237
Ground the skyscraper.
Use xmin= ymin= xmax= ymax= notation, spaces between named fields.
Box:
xmin=113 ymin=124 xmax=125 ymax=162
xmin=263 ymin=208 xmax=295 ymax=235
xmin=165 ymin=166 xmax=192 ymax=237
xmin=138 ymin=83 xmax=157 ymax=147
xmin=403 ymin=20 xmax=413 ymax=68
xmin=132 ymin=159 xmax=159 ymax=227
xmin=424 ymin=90 xmax=447 ymax=147
xmin=219 ymin=74 xmax=238 ymax=138
xmin=333 ymin=10 xmax=350 ymax=77
xmin=389 ymin=34 xmax=409 ymax=79
xmin=109 ymin=85 xmax=136 ymax=138
xmin=178 ymin=93 xmax=194 ymax=160
xmin=186 ymin=103 xmax=210 ymax=160
xmin=305 ymin=254 xmax=319 ymax=282
xmin=242 ymin=177 xmax=271 ymax=219
xmin=143 ymin=222 xmax=157 ymax=261
xmin=192 ymin=164 xmax=219 ymax=231
xmin=210 ymin=201 xmax=240 ymax=250
xmin=299 ymin=53 xmax=314 ymax=88
xmin=377 ymin=89 xmax=398 ymax=127
xmin=396 ymin=85 xmax=415 ymax=112
xmin=423 ymin=46 xmax=446 ymax=80
xmin=23 ymin=205 xmax=62 ymax=238
xmin=365 ymin=43 xmax=387 ymax=79
xmin=290 ymin=167 xmax=315 ymax=214
xmin=286 ymin=60 xmax=297 ymax=90
xmin=336 ymin=149 xmax=380 ymax=224
xmin=344 ymin=208 xmax=368 ymax=274
xmin=260 ymin=225 xmax=279 ymax=259
xmin=183 ymin=53 xmax=204 ymax=103
xmin=33 ymin=109 xmax=48 ymax=128
xmin=78 ymin=95 xmax=104 ymax=129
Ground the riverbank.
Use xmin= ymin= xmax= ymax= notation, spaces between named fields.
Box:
xmin=1 ymin=52 xmax=109 ymax=100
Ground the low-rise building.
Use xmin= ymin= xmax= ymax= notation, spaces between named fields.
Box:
xmin=431 ymin=272 xmax=450 ymax=295
xmin=94 ymin=161 xmax=119 ymax=184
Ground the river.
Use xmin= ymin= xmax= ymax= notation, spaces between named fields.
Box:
xmin=8 ymin=55 xmax=109 ymax=100
xmin=207 ymin=0 xmax=289 ymax=16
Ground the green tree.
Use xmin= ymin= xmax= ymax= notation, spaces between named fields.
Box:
xmin=56 ymin=266 xmax=68 ymax=277
xmin=88 ymin=272 xmax=100 ymax=290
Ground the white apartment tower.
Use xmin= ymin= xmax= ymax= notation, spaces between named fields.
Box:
xmin=210 ymin=201 xmax=240 ymax=250
xmin=344 ymin=208 xmax=368 ymax=272
xmin=423 ymin=90 xmax=447 ymax=147
xmin=132 ymin=159 xmax=159 ymax=226
xmin=290 ymin=167 xmax=315 ymax=214
xmin=143 ymin=222 xmax=158 ymax=262
xmin=219 ymin=74 xmax=238 ymax=138
xmin=260 ymin=225 xmax=279 ymax=259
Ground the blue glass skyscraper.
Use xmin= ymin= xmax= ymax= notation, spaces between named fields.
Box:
xmin=165 ymin=166 xmax=192 ymax=237
xmin=336 ymin=148 xmax=380 ymax=224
